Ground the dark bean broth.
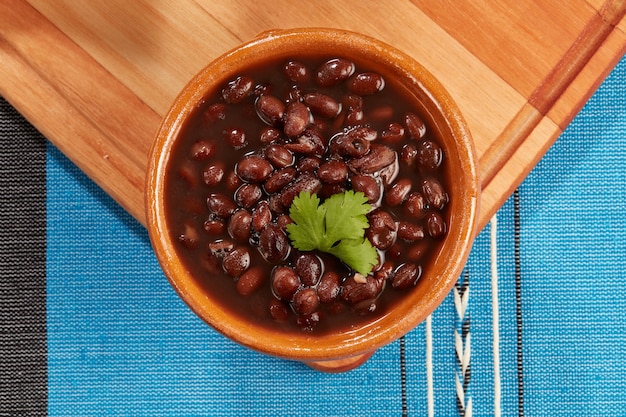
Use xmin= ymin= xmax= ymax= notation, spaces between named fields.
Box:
xmin=164 ymin=56 xmax=450 ymax=335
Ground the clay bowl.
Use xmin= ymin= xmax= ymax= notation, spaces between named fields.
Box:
xmin=146 ymin=28 xmax=480 ymax=372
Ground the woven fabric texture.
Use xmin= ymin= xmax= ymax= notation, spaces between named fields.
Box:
xmin=0 ymin=99 xmax=47 ymax=417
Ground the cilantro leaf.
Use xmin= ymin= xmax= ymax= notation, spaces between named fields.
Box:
xmin=322 ymin=190 xmax=371 ymax=246
xmin=286 ymin=192 xmax=326 ymax=251
xmin=285 ymin=190 xmax=378 ymax=275
xmin=326 ymin=238 xmax=379 ymax=276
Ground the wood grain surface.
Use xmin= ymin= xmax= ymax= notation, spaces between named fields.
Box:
xmin=1 ymin=0 xmax=624 ymax=230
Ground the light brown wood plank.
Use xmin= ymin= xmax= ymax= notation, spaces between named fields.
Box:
xmin=27 ymin=0 xmax=241 ymax=115
xmin=0 ymin=0 xmax=160 ymax=223
xmin=548 ymin=28 xmax=626 ymax=129
xmin=412 ymin=0 xmax=596 ymax=97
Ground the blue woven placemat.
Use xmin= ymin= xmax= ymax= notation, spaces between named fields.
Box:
xmin=1 ymin=54 xmax=624 ymax=416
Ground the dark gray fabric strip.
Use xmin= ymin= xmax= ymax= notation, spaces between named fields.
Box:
xmin=0 ymin=97 xmax=48 ymax=416
xmin=400 ymin=336 xmax=408 ymax=416
xmin=514 ymin=189 xmax=525 ymax=416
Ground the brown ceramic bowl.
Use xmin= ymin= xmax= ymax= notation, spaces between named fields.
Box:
xmin=146 ymin=28 xmax=480 ymax=372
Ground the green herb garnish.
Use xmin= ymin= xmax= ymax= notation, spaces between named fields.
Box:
xmin=285 ymin=190 xmax=378 ymax=275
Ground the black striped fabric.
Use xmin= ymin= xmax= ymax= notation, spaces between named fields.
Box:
xmin=0 ymin=97 xmax=48 ymax=416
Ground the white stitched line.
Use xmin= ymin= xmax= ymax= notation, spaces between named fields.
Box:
xmin=454 ymin=281 xmax=472 ymax=417
xmin=426 ymin=314 xmax=434 ymax=417
xmin=491 ymin=216 xmax=502 ymax=417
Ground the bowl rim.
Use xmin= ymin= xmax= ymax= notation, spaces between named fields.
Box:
xmin=146 ymin=27 xmax=480 ymax=361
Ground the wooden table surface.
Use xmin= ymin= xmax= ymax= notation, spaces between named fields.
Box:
xmin=1 ymin=0 xmax=624 ymax=229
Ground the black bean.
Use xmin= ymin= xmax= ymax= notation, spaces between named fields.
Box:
xmin=207 ymin=193 xmax=237 ymax=218
xmin=400 ymin=143 xmax=418 ymax=165
xmin=374 ymin=261 xmax=394 ymax=282
xmin=255 ymin=95 xmax=286 ymax=126
xmin=264 ymin=144 xmax=294 ymax=168
xmin=228 ymin=209 xmax=252 ymax=242
xmin=258 ymin=224 xmax=290 ymax=262
xmin=385 ymin=178 xmax=412 ymax=206
xmin=426 ymin=212 xmax=447 ymax=238
xmin=236 ymin=266 xmax=265 ymax=295
xmin=276 ymin=214 xmax=293 ymax=230
xmin=352 ymin=174 xmax=381 ymax=204
xmin=203 ymin=217 xmax=226 ymax=235
xmin=222 ymin=246 xmax=251 ymax=277
xmin=318 ymin=160 xmax=348 ymax=184
xmin=347 ymin=72 xmax=385 ymax=95
xmin=296 ymin=312 xmax=320 ymax=331
xmin=283 ymin=61 xmax=310 ymax=84
xmin=404 ymin=112 xmax=426 ymax=140
xmin=350 ymin=126 xmax=378 ymax=142
xmin=284 ymin=102 xmax=310 ymax=138
xmin=368 ymin=210 xmax=396 ymax=231
xmin=294 ymin=254 xmax=323 ymax=286
xmin=202 ymin=103 xmax=227 ymax=125
xmin=268 ymin=194 xmax=285 ymax=214
xmin=303 ymin=92 xmax=341 ymax=118
xmin=279 ymin=173 xmax=322 ymax=208
xmin=331 ymin=132 xmax=369 ymax=159
xmin=251 ymin=200 xmax=272 ymax=231
xmin=284 ymin=128 xmax=325 ymax=156
xmin=421 ymin=177 xmax=448 ymax=210
xmin=208 ymin=239 xmax=234 ymax=258
xmin=225 ymin=170 xmax=242 ymax=191
xmin=236 ymin=155 xmax=273 ymax=183
xmin=287 ymin=85 xmax=304 ymax=103
xmin=254 ymin=83 xmax=271 ymax=97
xmin=269 ymin=298 xmax=290 ymax=321
xmin=404 ymin=192 xmax=427 ymax=219
xmin=341 ymin=274 xmax=381 ymax=305
xmin=222 ymin=75 xmax=254 ymax=103
xmin=271 ymin=266 xmax=301 ymax=301
xmin=223 ymin=127 xmax=247 ymax=149
xmin=317 ymin=271 xmax=341 ymax=303
xmin=397 ymin=221 xmax=424 ymax=242
xmin=264 ymin=167 xmax=297 ymax=194
xmin=260 ymin=127 xmax=282 ymax=144
xmin=292 ymin=288 xmax=320 ymax=315
xmin=417 ymin=139 xmax=443 ymax=170
xmin=190 ymin=140 xmax=216 ymax=160
xmin=319 ymin=183 xmax=347 ymax=199
xmin=203 ymin=162 xmax=225 ymax=186
xmin=348 ymin=144 xmax=396 ymax=174
xmin=315 ymin=58 xmax=355 ymax=87
xmin=296 ymin=156 xmax=321 ymax=173
xmin=365 ymin=227 xmax=395 ymax=250
xmin=381 ymin=122 xmax=405 ymax=144
xmin=341 ymin=94 xmax=364 ymax=126
xmin=234 ymin=183 xmax=263 ymax=208
xmin=378 ymin=158 xmax=400 ymax=186
xmin=391 ymin=263 xmax=422 ymax=289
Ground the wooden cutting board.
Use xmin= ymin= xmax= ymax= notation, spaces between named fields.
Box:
xmin=1 ymin=0 xmax=624 ymax=230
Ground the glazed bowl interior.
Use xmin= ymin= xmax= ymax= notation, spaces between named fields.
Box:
xmin=146 ymin=28 xmax=480 ymax=362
